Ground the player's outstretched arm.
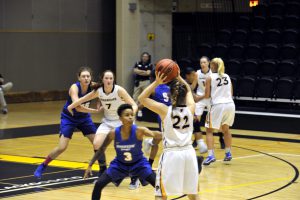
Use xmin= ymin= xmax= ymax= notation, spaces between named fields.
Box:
xmin=138 ymin=127 xmax=162 ymax=140
xmin=68 ymin=84 xmax=102 ymax=114
xmin=118 ymin=87 xmax=138 ymax=114
xmin=137 ymin=127 xmax=161 ymax=161
xmin=76 ymin=105 xmax=103 ymax=114
xmin=83 ymin=131 xmax=114 ymax=179
xmin=67 ymin=90 xmax=99 ymax=115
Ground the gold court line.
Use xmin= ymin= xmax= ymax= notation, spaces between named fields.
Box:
xmin=0 ymin=154 xmax=98 ymax=169
xmin=199 ymin=177 xmax=291 ymax=194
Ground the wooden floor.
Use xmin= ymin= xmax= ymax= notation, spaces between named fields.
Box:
xmin=1 ymin=101 xmax=300 ymax=200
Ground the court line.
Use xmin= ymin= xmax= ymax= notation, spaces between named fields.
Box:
xmin=173 ymin=150 xmax=299 ymax=200
xmin=1 ymin=152 xmax=299 ymax=199
xmin=233 ymin=146 xmax=299 ymax=200
xmin=0 ymin=176 xmax=97 ymax=194
xmin=199 ymin=177 xmax=291 ymax=194
xmin=212 ymin=153 xmax=300 ymax=163
xmin=0 ymin=168 xmax=84 ymax=182
xmin=270 ymin=153 xmax=300 ymax=157
xmin=0 ymin=182 xmax=17 ymax=186
xmin=0 ymin=154 xmax=99 ymax=170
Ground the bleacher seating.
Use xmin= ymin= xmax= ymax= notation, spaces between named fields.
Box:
xmin=174 ymin=0 xmax=300 ymax=109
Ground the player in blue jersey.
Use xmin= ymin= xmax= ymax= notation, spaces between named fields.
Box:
xmin=34 ymin=67 xmax=101 ymax=179
xmin=83 ymin=104 xmax=161 ymax=200
xmin=152 ymin=81 xmax=171 ymax=131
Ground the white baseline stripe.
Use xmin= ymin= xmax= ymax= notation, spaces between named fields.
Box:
xmin=212 ymin=153 xmax=300 ymax=163
xmin=235 ymin=111 xmax=300 ymax=118
xmin=0 ymin=176 xmax=97 ymax=194
xmin=215 ymin=154 xmax=264 ymax=162
xmin=202 ymin=108 xmax=300 ymax=118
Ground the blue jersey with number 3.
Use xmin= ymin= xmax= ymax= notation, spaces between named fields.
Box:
xmin=114 ymin=125 xmax=143 ymax=164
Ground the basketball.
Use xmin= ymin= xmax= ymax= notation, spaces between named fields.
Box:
xmin=155 ymin=58 xmax=179 ymax=83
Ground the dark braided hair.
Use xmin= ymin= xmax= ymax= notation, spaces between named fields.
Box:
xmin=169 ymin=79 xmax=188 ymax=117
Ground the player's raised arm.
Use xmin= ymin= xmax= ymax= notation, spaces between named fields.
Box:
xmin=118 ymin=87 xmax=138 ymax=115
xmin=138 ymin=72 xmax=169 ymax=119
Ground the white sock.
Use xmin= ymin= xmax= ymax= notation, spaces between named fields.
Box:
xmin=208 ymin=149 xmax=214 ymax=157
xmin=225 ymin=148 xmax=231 ymax=153
xmin=149 ymin=138 xmax=154 ymax=146
xmin=196 ymin=139 xmax=205 ymax=147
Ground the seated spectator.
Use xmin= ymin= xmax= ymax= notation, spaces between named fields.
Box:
xmin=0 ymin=74 xmax=13 ymax=114
xmin=132 ymin=52 xmax=153 ymax=116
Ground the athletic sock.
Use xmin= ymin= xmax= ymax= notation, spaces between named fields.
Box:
xmin=43 ymin=155 xmax=53 ymax=166
xmin=149 ymin=138 xmax=154 ymax=146
xmin=196 ymin=139 xmax=205 ymax=147
xmin=225 ymin=148 xmax=231 ymax=153
xmin=208 ymin=149 xmax=214 ymax=157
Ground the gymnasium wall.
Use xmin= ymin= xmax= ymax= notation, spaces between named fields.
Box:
xmin=0 ymin=0 xmax=115 ymax=92
xmin=116 ymin=0 xmax=172 ymax=94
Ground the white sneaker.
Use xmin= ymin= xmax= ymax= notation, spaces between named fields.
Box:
xmin=128 ymin=178 xmax=140 ymax=190
xmin=199 ymin=143 xmax=208 ymax=154
xmin=137 ymin=110 xmax=143 ymax=117
xmin=143 ymin=138 xmax=152 ymax=155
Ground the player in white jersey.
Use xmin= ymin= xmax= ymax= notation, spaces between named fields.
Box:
xmin=67 ymin=70 xmax=140 ymax=187
xmin=139 ymin=72 xmax=200 ymax=200
xmin=202 ymin=58 xmax=235 ymax=165
xmin=192 ymin=57 xmax=225 ymax=150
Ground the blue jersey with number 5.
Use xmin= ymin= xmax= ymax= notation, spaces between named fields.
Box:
xmin=62 ymin=82 xmax=92 ymax=118
xmin=114 ymin=125 xmax=143 ymax=164
xmin=154 ymin=84 xmax=171 ymax=106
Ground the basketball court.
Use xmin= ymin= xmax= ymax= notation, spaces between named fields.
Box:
xmin=0 ymin=101 xmax=299 ymax=199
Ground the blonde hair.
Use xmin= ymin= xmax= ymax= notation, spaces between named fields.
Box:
xmin=211 ymin=58 xmax=225 ymax=76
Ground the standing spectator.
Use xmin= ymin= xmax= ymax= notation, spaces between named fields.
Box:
xmin=133 ymin=52 xmax=153 ymax=116
xmin=0 ymin=74 xmax=13 ymax=114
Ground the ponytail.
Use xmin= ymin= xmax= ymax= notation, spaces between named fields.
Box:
xmin=169 ymin=80 xmax=187 ymax=117
xmin=211 ymin=58 xmax=225 ymax=76
xmin=90 ymin=82 xmax=101 ymax=91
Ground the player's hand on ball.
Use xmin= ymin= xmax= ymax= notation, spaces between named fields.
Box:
xmin=155 ymin=71 xmax=167 ymax=84
xmin=84 ymin=166 xmax=93 ymax=179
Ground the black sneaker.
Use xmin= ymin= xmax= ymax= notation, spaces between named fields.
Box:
xmin=2 ymin=108 xmax=8 ymax=114
xmin=192 ymin=140 xmax=197 ymax=148
xmin=197 ymin=156 xmax=204 ymax=174
xmin=128 ymin=177 xmax=140 ymax=190
xmin=219 ymin=134 xmax=225 ymax=149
